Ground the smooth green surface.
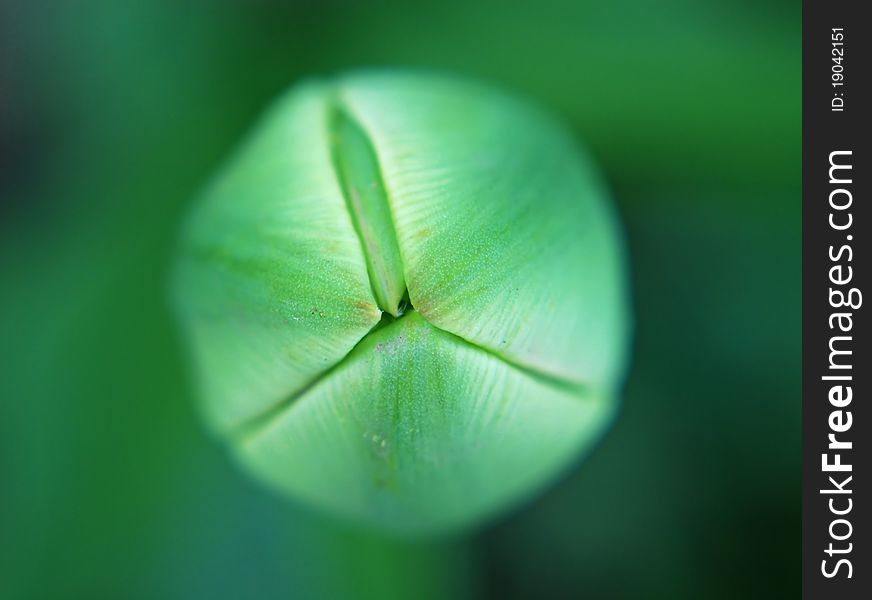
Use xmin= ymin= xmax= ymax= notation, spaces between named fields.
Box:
xmin=238 ymin=311 xmax=612 ymax=535
xmin=341 ymin=73 xmax=628 ymax=386
xmin=174 ymin=72 xmax=629 ymax=533
xmin=1 ymin=0 xmax=799 ymax=597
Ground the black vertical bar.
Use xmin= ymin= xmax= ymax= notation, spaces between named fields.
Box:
xmin=803 ymin=0 xmax=870 ymax=597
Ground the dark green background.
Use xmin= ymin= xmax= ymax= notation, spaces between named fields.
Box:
xmin=0 ymin=1 xmax=799 ymax=598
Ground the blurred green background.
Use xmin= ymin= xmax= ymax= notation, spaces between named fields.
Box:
xmin=0 ymin=1 xmax=798 ymax=598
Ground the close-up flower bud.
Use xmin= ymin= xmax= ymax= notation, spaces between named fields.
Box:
xmin=172 ymin=72 xmax=631 ymax=534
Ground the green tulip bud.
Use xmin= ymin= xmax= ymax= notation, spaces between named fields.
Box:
xmin=172 ymin=71 xmax=631 ymax=535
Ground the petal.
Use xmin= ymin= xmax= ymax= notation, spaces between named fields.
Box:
xmin=234 ymin=312 xmax=613 ymax=535
xmin=173 ymin=81 xmax=381 ymax=432
xmin=339 ymin=72 xmax=630 ymax=389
